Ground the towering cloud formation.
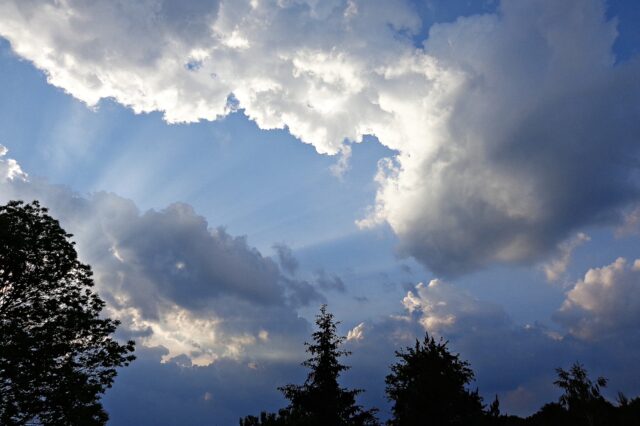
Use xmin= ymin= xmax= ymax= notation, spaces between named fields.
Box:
xmin=1 ymin=0 xmax=638 ymax=274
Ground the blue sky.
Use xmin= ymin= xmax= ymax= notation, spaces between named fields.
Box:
xmin=1 ymin=0 xmax=640 ymax=424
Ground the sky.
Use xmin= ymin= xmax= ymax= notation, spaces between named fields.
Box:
xmin=0 ymin=0 xmax=640 ymax=424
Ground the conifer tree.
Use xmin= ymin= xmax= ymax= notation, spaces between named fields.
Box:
xmin=279 ymin=305 xmax=378 ymax=425
xmin=241 ymin=305 xmax=378 ymax=425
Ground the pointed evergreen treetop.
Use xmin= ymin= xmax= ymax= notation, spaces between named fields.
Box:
xmin=278 ymin=305 xmax=378 ymax=426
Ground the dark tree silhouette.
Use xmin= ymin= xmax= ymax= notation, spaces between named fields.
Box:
xmin=555 ymin=362 xmax=607 ymax=410
xmin=385 ymin=333 xmax=484 ymax=425
xmin=616 ymin=393 xmax=640 ymax=426
xmin=240 ymin=305 xmax=378 ymax=426
xmin=552 ymin=362 xmax=613 ymax=426
xmin=0 ymin=201 xmax=135 ymax=425
xmin=526 ymin=402 xmax=570 ymax=426
xmin=488 ymin=395 xmax=501 ymax=419
xmin=240 ymin=410 xmax=290 ymax=426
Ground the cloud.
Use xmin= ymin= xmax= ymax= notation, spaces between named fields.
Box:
xmin=360 ymin=0 xmax=640 ymax=275
xmin=402 ymin=279 xmax=508 ymax=333
xmin=541 ymin=232 xmax=590 ymax=283
xmin=346 ymin=322 xmax=365 ymax=341
xmin=314 ymin=268 xmax=347 ymax=292
xmin=555 ymin=257 xmax=640 ymax=340
xmin=615 ymin=205 xmax=640 ymax=237
xmin=2 ymin=1 xmax=638 ymax=274
xmin=0 ymin=0 xmax=419 ymax=154
xmin=280 ymin=276 xmax=326 ymax=308
xmin=0 ymin=148 xmax=311 ymax=365
xmin=273 ymin=243 xmax=299 ymax=275
xmin=0 ymin=144 xmax=26 ymax=181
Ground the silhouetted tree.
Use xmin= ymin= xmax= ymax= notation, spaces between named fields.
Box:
xmin=282 ymin=305 xmax=378 ymax=425
xmin=240 ymin=305 xmax=378 ymax=425
xmin=385 ymin=333 xmax=484 ymax=425
xmin=488 ymin=395 xmax=501 ymax=418
xmin=0 ymin=201 xmax=135 ymax=425
xmin=526 ymin=402 xmax=569 ymax=426
xmin=555 ymin=362 xmax=607 ymax=410
xmin=240 ymin=409 xmax=291 ymax=426
xmin=553 ymin=362 xmax=613 ymax=426
xmin=616 ymin=394 xmax=640 ymax=426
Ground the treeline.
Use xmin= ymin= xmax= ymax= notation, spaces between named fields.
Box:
xmin=241 ymin=306 xmax=640 ymax=426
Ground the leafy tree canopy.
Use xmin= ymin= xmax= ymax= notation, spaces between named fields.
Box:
xmin=0 ymin=200 xmax=135 ymax=425
xmin=554 ymin=362 xmax=608 ymax=411
xmin=385 ymin=333 xmax=484 ymax=426
xmin=552 ymin=362 xmax=613 ymax=426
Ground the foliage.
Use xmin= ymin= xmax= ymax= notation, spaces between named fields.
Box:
xmin=525 ymin=402 xmax=569 ymax=426
xmin=488 ymin=395 xmax=501 ymax=418
xmin=554 ymin=362 xmax=608 ymax=410
xmin=616 ymin=395 xmax=640 ymax=425
xmin=385 ymin=333 xmax=485 ymax=425
xmin=551 ymin=362 xmax=613 ymax=426
xmin=0 ymin=200 xmax=135 ymax=425
xmin=522 ymin=362 xmax=639 ymax=426
xmin=240 ymin=409 xmax=291 ymax=426
xmin=240 ymin=305 xmax=378 ymax=426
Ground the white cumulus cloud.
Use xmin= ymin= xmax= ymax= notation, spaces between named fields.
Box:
xmin=1 ymin=0 xmax=639 ymax=275
xmin=0 ymin=145 xmax=27 ymax=181
xmin=402 ymin=279 xmax=508 ymax=334
xmin=555 ymin=257 xmax=640 ymax=340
